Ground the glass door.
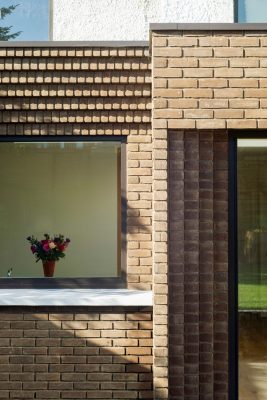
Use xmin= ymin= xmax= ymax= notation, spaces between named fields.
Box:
xmin=238 ymin=139 xmax=267 ymax=400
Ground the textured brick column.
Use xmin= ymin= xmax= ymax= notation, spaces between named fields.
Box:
xmin=184 ymin=131 xmax=200 ymax=400
xmin=152 ymin=127 xmax=168 ymax=399
xmin=168 ymin=131 xmax=228 ymax=400
xmin=152 ymin=34 xmax=169 ymax=399
xmin=199 ymin=132 xmax=214 ymax=400
xmin=213 ymin=134 xmax=229 ymax=400
xmin=168 ymin=131 xmax=184 ymax=399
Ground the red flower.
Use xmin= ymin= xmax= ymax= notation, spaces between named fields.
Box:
xmin=31 ymin=245 xmax=37 ymax=254
xmin=57 ymin=244 xmax=65 ymax=252
xmin=43 ymin=243 xmax=50 ymax=252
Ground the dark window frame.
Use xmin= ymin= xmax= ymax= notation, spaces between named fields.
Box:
xmin=228 ymin=130 xmax=267 ymax=400
xmin=0 ymin=135 xmax=127 ymax=289
xmin=234 ymin=0 xmax=238 ymax=22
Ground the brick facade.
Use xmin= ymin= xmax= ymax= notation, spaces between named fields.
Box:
xmin=0 ymin=46 xmax=152 ymax=291
xmin=152 ymin=29 xmax=267 ymax=130
xmin=2 ymin=26 xmax=267 ymax=399
xmin=0 ymin=45 xmax=154 ymax=399
xmin=152 ymin=27 xmax=267 ymax=399
xmin=0 ymin=307 xmax=153 ymax=399
xmin=168 ymin=131 xmax=228 ymax=400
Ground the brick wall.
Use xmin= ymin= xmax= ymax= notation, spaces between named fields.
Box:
xmin=168 ymin=130 xmax=228 ymax=400
xmin=151 ymin=27 xmax=267 ymax=399
xmin=0 ymin=45 xmax=154 ymax=399
xmin=0 ymin=45 xmax=152 ymax=290
xmin=0 ymin=307 xmax=153 ymax=399
xmin=152 ymin=29 xmax=267 ymax=130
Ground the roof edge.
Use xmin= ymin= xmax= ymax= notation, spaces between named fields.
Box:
xmin=150 ymin=23 xmax=267 ymax=31
xmin=0 ymin=40 xmax=149 ymax=48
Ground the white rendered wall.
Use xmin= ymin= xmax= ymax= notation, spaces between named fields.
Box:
xmin=52 ymin=0 xmax=234 ymax=41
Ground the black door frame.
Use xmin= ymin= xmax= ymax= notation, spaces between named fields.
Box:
xmin=228 ymin=131 xmax=267 ymax=400
xmin=228 ymin=133 xmax=238 ymax=400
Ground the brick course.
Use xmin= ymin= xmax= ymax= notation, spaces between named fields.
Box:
xmin=152 ymin=30 xmax=267 ymax=129
xmin=0 ymin=307 xmax=153 ymax=399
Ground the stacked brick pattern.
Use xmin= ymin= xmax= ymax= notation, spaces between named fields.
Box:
xmin=0 ymin=308 xmax=153 ymax=399
xmin=152 ymin=120 xmax=168 ymax=399
xmin=168 ymin=131 xmax=228 ymax=400
xmin=0 ymin=46 xmax=152 ymax=291
xmin=0 ymin=47 xmax=151 ymax=135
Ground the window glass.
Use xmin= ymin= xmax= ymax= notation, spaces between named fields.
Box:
xmin=0 ymin=0 xmax=50 ymax=41
xmin=238 ymin=139 xmax=267 ymax=399
xmin=0 ymin=141 xmax=121 ymax=278
xmin=238 ymin=0 xmax=267 ymax=22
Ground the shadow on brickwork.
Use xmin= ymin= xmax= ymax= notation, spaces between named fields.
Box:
xmin=0 ymin=307 xmax=153 ymax=399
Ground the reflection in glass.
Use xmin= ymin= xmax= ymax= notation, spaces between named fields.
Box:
xmin=0 ymin=0 xmax=50 ymax=41
xmin=238 ymin=0 xmax=267 ymax=22
xmin=0 ymin=141 xmax=121 ymax=278
xmin=238 ymin=139 xmax=267 ymax=399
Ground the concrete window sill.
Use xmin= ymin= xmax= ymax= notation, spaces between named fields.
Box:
xmin=0 ymin=289 xmax=153 ymax=306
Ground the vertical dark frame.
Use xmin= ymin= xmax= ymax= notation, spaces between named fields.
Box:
xmin=234 ymin=0 xmax=239 ymax=22
xmin=228 ymin=131 xmax=267 ymax=400
xmin=0 ymin=135 xmax=127 ymax=288
xmin=228 ymin=135 xmax=238 ymax=400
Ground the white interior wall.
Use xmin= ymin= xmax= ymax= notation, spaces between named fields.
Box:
xmin=52 ymin=0 xmax=234 ymax=41
xmin=0 ymin=142 xmax=118 ymax=278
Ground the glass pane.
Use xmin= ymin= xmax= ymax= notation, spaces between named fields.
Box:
xmin=238 ymin=0 xmax=267 ymax=22
xmin=238 ymin=139 xmax=267 ymax=399
xmin=0 ymin=0 xmax=50 ymax=41
xmin=0 ymin=141 xmax=120 ymax=278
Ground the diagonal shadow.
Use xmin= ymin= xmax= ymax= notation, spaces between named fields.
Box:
xmin=0 ymin=306 xmax=153 ymax=399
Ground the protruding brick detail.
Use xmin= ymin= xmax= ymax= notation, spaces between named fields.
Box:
xmin=168 ymin=130 xmax=228 ymax=400
xmin=0 ymin=308 xmax=153 ymax=399
xmin=0 ymin=47 xmax=151 ymax=136
xmin=0 ymin=46 xmax=152 ymax=290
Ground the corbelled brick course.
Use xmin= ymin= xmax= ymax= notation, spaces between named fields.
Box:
xmin=0 ymin=307 xmax=153 ymax=399
xmin=0 ymin=47 xmax=151 ymax=137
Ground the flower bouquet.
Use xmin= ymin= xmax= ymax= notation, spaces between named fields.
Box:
xmin=27 ymin=233 xmax=70 ymax=277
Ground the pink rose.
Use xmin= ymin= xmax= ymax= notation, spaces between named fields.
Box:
xmin=43 ymin=243 xmax=50 ymax=252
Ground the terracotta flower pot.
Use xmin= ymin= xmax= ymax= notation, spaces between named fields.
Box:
xmin=42 ymin=260 xmax=56 ymax=277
